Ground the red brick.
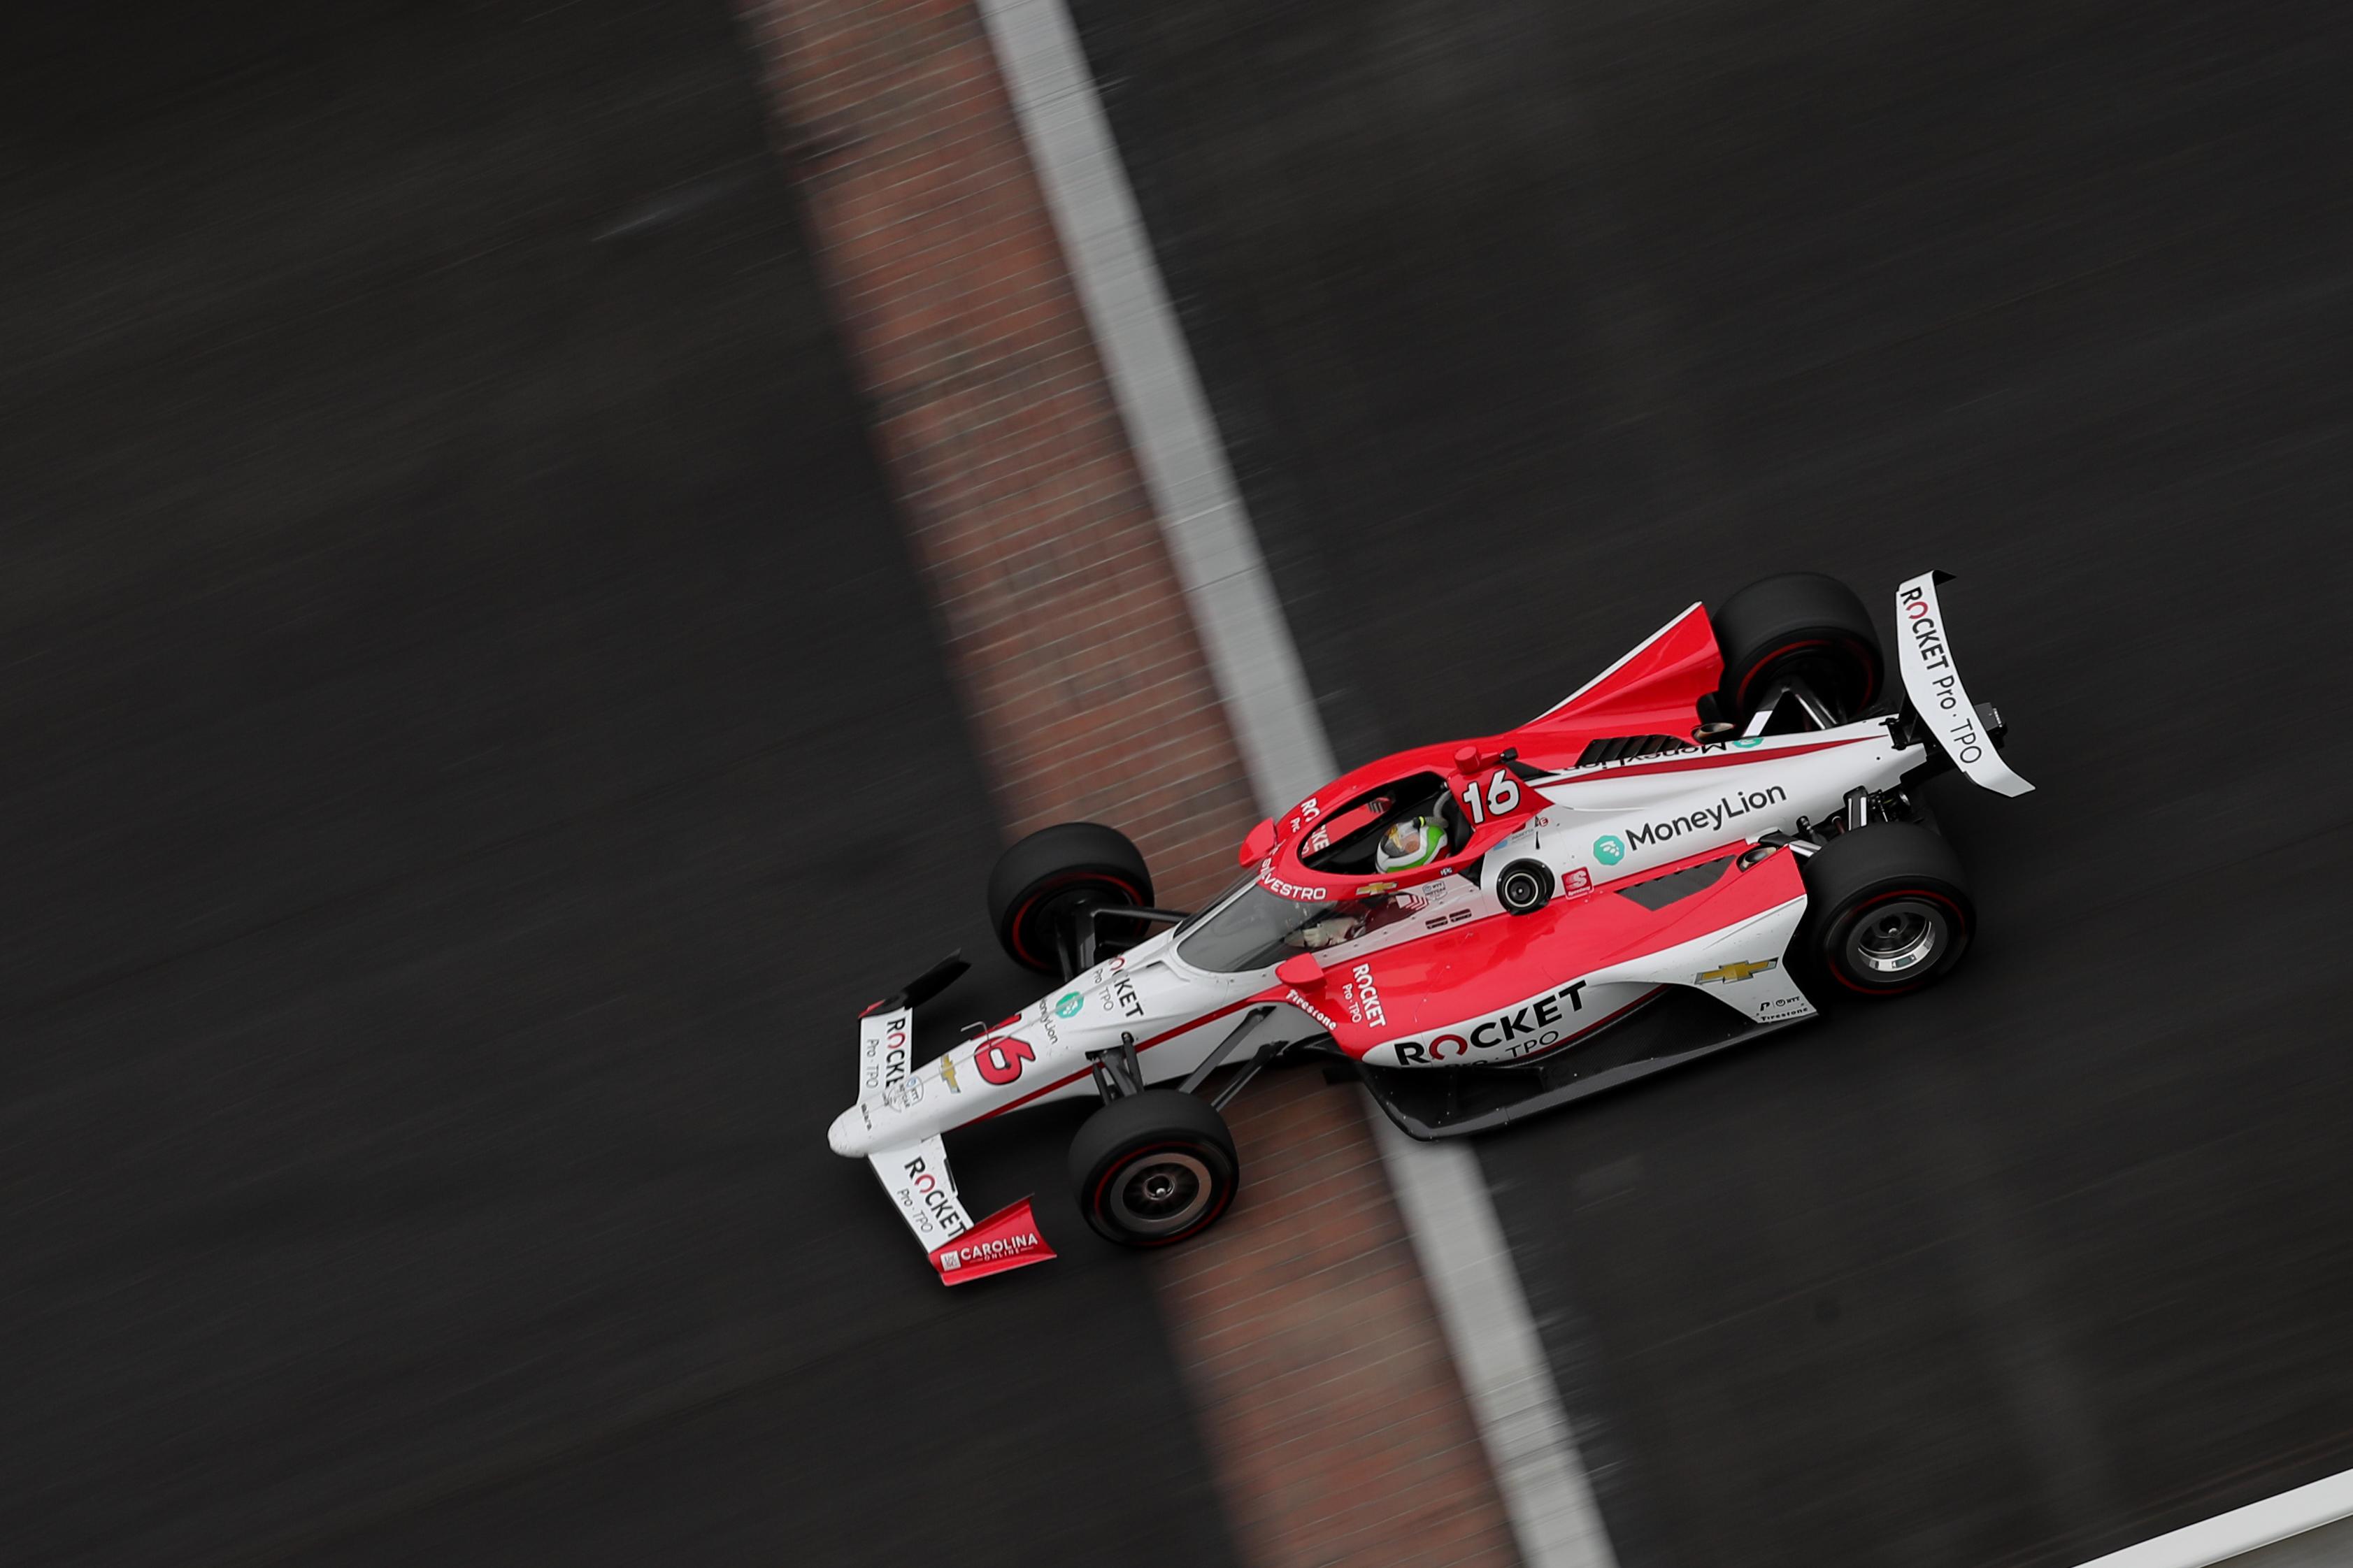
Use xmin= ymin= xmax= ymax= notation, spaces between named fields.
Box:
xmin=738 ymin=5 xmax=1519 ymax=1564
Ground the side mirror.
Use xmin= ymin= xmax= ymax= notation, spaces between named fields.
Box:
xmin=1238 ymin=818 xmax=1276 ymax=867
xmin=1275 ymin=953 xmax=1324 ymax=988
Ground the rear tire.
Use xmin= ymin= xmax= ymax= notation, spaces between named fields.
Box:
xmin=1069 ymin=1090 xmax=1239 ymax=1248
xmin=987 ymin=822 xmax=1153 ymax=977
xmin=1714 ymin=572 xmax=1883 ymax=725
xmin=1798 ymin=823 xmax=1974 ymax=998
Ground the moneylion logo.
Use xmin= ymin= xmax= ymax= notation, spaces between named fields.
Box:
xmin=1054 ymin=992 xmax=1083 ymax=1018
xmin=1696 ymin=958 xmax=1778 ymax=985
xmin=1593 ymin=834 xmax=1626 ymax=865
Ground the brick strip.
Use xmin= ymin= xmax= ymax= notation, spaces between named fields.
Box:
xmin=736 ymin=3 xmax=1519 ymax=1564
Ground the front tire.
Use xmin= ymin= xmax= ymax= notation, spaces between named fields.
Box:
xmin=1798 ymin=823 xmax=1974 ymax=998
xmin=1068 ymin=1090 xmax=1239 ymax=1248
xmin=987 ymin=822 xmax=1153 ymax=977
xmin=1713 ymin=572 xmax=1884 ymax=726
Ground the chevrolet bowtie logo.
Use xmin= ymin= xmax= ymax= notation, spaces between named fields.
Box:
xmin=1695 ymin=958 xmax=1777 ymax=985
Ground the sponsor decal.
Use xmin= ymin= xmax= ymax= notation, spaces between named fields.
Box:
xmin=1757 ymin=992 xmax=1815 ymax=1016
xmin=1104 ymin=974 xmax=1145 ymax=1020
xmin=1561 ymin=866 xmax=1592 ymax=898
xmin=1576 ymin=735 xmax=1766 ymax=774
xmin=973 ymin=1035 xmax=1036 ymax=1086
xmin=1259 ymin=867 xmax=1330 ymax=901
xmin=1392 ymin=981 xmax=1588 ymax=1064
xmin=1593 ymin=834 xmax=1626 ymax=865
xmin=938 ymin=1055 xmax=961 ymax=1093
xmin=1360 ymin=880 xmax=1398 ymax=896
xmin=1895 ymin=575 xmax=2033 ymax=797
xmin=1055 ymin=992 xmax=1083 ymax=1019
xmin=862 ymin=1015 xmax=912 ymax=1097
xmin=1901 ymin=591 xmax=1989 ymax=756
xmin=1289 ymin=988 xmax=1341 ymax=1031
xmin=882 ymin=1073 xmax=924 ymax=1110
xmin=940 ymin=1229 xmax=1043 ymax=1270
xmin=1696 ymin=958 xmax=1778 ymax=985
xmin=899 ymin=1154 xmax=958 ymax=1237
xmin=1351 ymin=963 xmax=1388 ymax=1027
xmin=931 ymin=1198 xmax=1057 ymax=1283
xmin=1622 ymin=786 xmax=1789 ymax=853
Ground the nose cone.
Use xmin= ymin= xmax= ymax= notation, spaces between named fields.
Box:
xmin=828 ymin=1104 xmax=873 ymax=1158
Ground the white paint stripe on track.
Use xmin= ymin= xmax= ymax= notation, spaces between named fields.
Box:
xmin=2072 ymin=1470 xmax=2353 ymax=1568
xmin=973 ymin=4 xmax=1619 ymax=1565
xmin=973 ymin=0 xmax=1331 ymax=817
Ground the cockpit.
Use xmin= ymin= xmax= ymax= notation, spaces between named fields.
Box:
xmin=1172 ymin=773 xmax=1475 ymax=974
xmin=1293 ymin=772 xmax=1470 ymax=875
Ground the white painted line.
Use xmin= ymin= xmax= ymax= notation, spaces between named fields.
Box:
xmin=973 ymin=6 xmax=1619 ymax=1565
xmin=974 ymin=0 xmax=1331 ymax=816
xmin=1368 ymin=1116 xmax=1620 ymax=1568
xmin=2073 ymin=1469 xmax=2353 ymax=1568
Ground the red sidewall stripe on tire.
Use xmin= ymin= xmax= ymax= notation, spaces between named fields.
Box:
xmin=1826 ymin=886 xmax=1968 ymax=996
xmin=1734 ymin=635 xmax=1881 ymax=710
xmin=1089 ymin=1138 xmax=1237 ymax=1247
xmin=1005 ymin=871 xmax=1147 ymax=970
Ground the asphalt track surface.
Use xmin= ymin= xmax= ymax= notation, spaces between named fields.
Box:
xmin=1 ymin=4 xmax=1236 ymax=1565
xmin=1069 ymin=2 xmax=2353 ymax=1565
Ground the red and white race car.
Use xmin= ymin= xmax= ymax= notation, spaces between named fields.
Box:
xmin=830 ymin=570 xmax=2031 ymax=1284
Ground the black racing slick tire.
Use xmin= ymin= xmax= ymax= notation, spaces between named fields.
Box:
xmin=1713 ymin=572 xmax=1884 ymax=725
xmin=1798 ymin=823 xmax=1975 ymax=998
xmin=987 ymin=821 xmax=1153 ymax=977
xmin=1068 ymin=1089 xmax=1239 ymax=1248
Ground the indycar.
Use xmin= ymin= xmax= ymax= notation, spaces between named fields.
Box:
xmin=829 ymin=570 xmax=2032 ymax=1283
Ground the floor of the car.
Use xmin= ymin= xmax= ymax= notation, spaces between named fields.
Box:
xmin=1354 ymin=986 xmax=1796 ymax=1138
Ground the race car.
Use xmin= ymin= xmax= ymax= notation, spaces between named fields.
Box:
xmin=829 ymin=570 xmax=2032 ymax=1284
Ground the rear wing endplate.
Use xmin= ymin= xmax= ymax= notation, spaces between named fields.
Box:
xmin=1894 ymin=570 xmax=2034 ymax=798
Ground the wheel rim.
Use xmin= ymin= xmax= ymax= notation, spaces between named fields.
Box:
xmin=1109 ymin=1151 xmax=1214 ymax=1236
xmin=1501 ymin=869 xmax=1540 ymax=909
xmin=1845 ymin=898 xmax=1944 ymax=977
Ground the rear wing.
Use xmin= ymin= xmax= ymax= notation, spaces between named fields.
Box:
xmin=1894 ymin=570 xmax=2033 ymax=798
xmin=850 ymin=956 xmax=1055 ymax=1286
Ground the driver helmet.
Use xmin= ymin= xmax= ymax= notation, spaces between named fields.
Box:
xmin=1374 ymin=814 xmax=1447 ymax=873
